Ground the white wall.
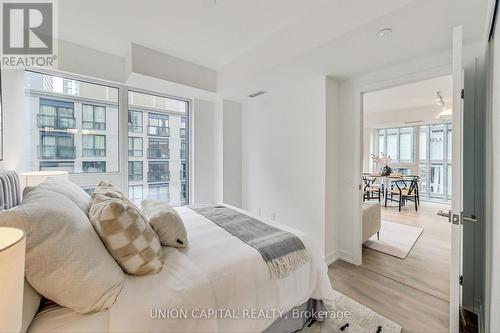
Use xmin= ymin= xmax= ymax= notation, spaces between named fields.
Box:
xmin=241 ymin=76 xmax=327 ymax=252
xmin=223 ymin=100 xmax=242 ymax=207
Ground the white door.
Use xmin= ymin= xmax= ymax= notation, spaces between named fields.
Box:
xmin=449 ymin=25 xmax=464 ymax=333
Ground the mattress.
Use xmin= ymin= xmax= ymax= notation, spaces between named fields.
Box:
xmin=28 ymin=206 xmax=334 ymax=333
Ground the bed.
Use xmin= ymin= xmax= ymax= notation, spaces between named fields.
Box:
xmin=26 ymin=205 xmax=334 ymax=333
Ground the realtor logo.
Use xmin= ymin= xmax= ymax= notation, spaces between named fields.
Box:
xmin=1 ymin=0 xmax=58 ymax=67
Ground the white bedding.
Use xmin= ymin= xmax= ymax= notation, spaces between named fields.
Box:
xmin=28 ymin=206 xmax=335 ymax=333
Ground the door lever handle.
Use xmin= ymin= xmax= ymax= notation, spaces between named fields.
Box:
xmin=462 ymin=212 xmax=477 ymax=223
xmin=437 ymin=210 xmax=451 ymax=218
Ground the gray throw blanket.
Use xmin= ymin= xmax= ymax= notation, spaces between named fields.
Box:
xmin=190 ymin=204 xmax=309 ymax=279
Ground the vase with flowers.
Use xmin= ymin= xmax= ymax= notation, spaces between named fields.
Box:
xmin=379 ymin=153 xmax=393 ymax=176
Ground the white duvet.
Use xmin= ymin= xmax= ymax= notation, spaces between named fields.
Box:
xmin=28 ymin=206 xmax=335 ymax=333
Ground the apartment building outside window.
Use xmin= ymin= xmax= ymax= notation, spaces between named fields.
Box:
xmin=128 ymin=90 xmax=189 ymax=206
xmin=82 ymin=104 xmax=106 ymax=130
xmin=148 ymin=139 xmax=169 ymax=159
xmin=39 ymin=133 xmax=76 ymax=159
xmin=82 ymin=135 xmax=106 ymax=157
xmin=38 ymin=99 xmax=76 ymax=129
xmin=128 ymin=185 xmax=143 ymax=205
xmin=148 ymin=113 xmax=169 ymax=137
xmin=149 ymin=184 xmax=169 ymax=202
xmin=128 ymin=110 xmax=143 ymax=133
xmin=128 ymin=161 xmax=143 ymax=181
xmin=82 ymin=161 xmax=106 ymax=173
xmin=26 ymin=70 xmax=119 ymax=179
xmin=128 ymin=137 xmax=143 ymax=157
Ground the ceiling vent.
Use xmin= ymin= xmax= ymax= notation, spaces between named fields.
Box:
xmin=248 ymin=90 xmax=267 ymax=98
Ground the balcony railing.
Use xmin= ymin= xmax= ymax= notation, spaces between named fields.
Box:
xmin=82 ymin=148 xmax=106 ymax=157
xmin=148 ymin=147 xmax=169 ymax=159
xmin=128 ymin=174 xmax=143 ymax=182
xmin=38 ymin=114 xmax=76 ymax=129
xmin=148 ymin=125 xmax=170 ymax=137
xmin=38 ymin=145 xmax=76 ymax=159
xmin=82 ymin=121 xmax=106 ymax=130
xmin=147 ymin=171 xmax=170 ymax=183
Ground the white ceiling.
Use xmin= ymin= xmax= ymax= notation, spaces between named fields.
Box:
xmin=363 ymin=75 xmax=453 ymax=114
xmin=58 ymin=0 xmax=490 ymax=99
xmin=59 ymin=0 xmax=328 ymax=69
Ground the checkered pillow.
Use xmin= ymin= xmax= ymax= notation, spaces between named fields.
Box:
xmin=89 ymin=192 xmax=163 ymax=275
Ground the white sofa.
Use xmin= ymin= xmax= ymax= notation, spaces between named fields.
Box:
xmin=362 ymin=202 xmax=381 ymax=242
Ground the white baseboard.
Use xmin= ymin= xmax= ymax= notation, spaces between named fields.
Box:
xmin=325 ymin=250 xmax=356 ymax=266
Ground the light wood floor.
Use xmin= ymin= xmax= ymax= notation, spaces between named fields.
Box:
xmin=328 ymin=201 xmax=451 ymax=333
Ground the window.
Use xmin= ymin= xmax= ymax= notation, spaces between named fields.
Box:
xmin=148 ymin=162 xmax=169 ymax=182
xmin=39 ymin=133 xmax=75 ymax=159
xmin=149 ymin=184 xmax=169 ymax=202
xmin=128 ymin=110 xmax=143 ymax=133
xmin=180 ymin=161 xmax=187 ymax=180
xmin=128 ymin=185 xmax=143 ymax=205
xmin=180 ymin=140 xmax=187 ymax=160
xmin=148 ymin=139 xmax=169 ymax=159
xmin=419 ymin=124 xmax=452 ymax=202
xmin=82 ymin=187 xmax=96 ymax=195
xmin=128 ymin=161 xmax=143 ymax=181
xmin=128 ymin=137 xmax=143 ymax=157
xmin=377 ymin=127 xmax=415 ymax=163
xmin=82 ymin=104 xmax=106 ymax=130
xmin=180 ymin=117 xmax=186 ymax=138
xmin=82 ymin=161 xmax=106 ymax=173
xmin=82 ymin=135 xmax=106 ymax=157
xmin=25 ymin=71 xmax=119 ymax=174
xmin=38 ymin=99 xmax=76 ymax=129
xmin=181 ymin=182 xmax=187 ymax=204
xmin=128 ymin=91 xmax=189 ymax=205
xmin=399 ymin=127 xmax=414 ymax=162
xmin=148 ymin=113 xmax=169 ymax=137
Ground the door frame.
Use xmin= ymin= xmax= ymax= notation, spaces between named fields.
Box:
xmin=352 ymin=65 xmax=452 ymax=266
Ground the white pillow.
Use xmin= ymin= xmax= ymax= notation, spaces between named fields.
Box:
xmin=0 ymin=187 xmax=125 ymax=313
xmin=33 ymin=177 xmax=90 ymax=214
xmin=141 ymin=200 xmax=188 ymax=248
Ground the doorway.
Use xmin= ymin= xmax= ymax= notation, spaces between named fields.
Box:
xmin=331 ymin=75 xmax=455 ymax=332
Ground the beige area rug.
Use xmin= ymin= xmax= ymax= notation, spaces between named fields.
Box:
xmin=299 ymin=290 xmax=401 ymax=333
xmin=363 ymin=220 xmax=423 ymax=259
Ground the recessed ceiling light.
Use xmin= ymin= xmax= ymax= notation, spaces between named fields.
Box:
xmin=203 ymin=0 xmax=216 ymax=8
xmin=377 ymin=28 xmax=393 ymax=38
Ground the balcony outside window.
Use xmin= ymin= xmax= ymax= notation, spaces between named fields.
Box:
xmin=128 ymin=110 xmax=143 ymax=133
xmin=148 ymin=114 xmax=170 ymax=137
xmin=128 ymin=161 xmax=143 ymax=181
xmin=148 ymin=162 xmax=169 ymax=182
xmin=148 ymin=139 xmax=169 ymax=159
xmin=38 ymin=99 xmax=76 ymax=130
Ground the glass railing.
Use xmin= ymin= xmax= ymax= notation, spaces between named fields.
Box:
xmin=147 ymin=171 xmax=170 ymax=183
xmin=82 ymin=121 xmax=106 ymax=130
xmin=128 ymin=174 xmax=143 ymax=182
xmin=147 ymin=125 xmax=170 ymax=137
xmin=38 ymin=145 xmax=76 ymax=159
xmin=38 ymin=114 xmax=76 ymax=129
xmin=148 ymin=148 xmax=169 ymax=159
xmin=82 ymin=148 xmax=106 ymax=157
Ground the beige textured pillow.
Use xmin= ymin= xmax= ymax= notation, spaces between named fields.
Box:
xmin=141 ymin=199 xmax=188 ymax=248
xmin=92 ymin=180 xmax=129 ymax=201
xmin=30 ymin=177 xmax=90 ymax=213
xmin=0 ymin=188 xmax=125 ymax=314
xmin=89 ymin=193 xmax=163 ymax=275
